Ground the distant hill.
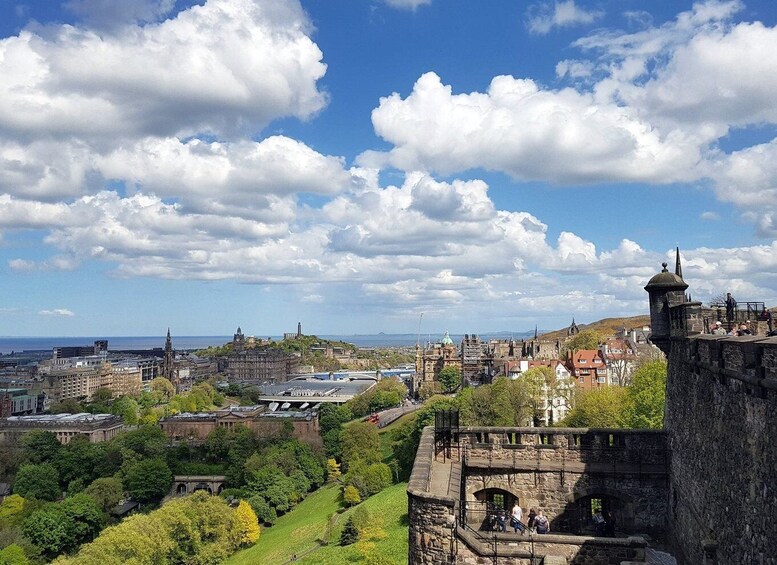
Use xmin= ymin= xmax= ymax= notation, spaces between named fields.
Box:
xmin=539 ymin=315 xmax=651 ymax=341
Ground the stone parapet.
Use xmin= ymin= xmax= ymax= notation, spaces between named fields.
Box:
xmin=458 ymin=427 xmax=667 ymax=466
xmin=456 ymin=526 xmax=647 ymax=564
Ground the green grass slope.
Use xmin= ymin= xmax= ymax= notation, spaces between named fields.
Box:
xmin=226 ymin=482 xmax=408 ymax=565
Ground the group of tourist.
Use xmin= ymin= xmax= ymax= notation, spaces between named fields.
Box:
xmin=489 ymin=503 xmax=621 ymax=537
xmin=710 ymin=320 xmax=754 ymax=336
xmin=592 ymin=509 xmax=617 ymax=537
xmin=714 ymin=292 xmax=776 ymax=335
xmin=488 ymin=503 xmax=550 ymax=535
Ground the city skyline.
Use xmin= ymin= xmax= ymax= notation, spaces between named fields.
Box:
xmin=1 ymin=0 xmax=777 ymax=336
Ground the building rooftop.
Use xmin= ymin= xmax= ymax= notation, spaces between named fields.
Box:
xmin=5 ymin=412 xmax=117 ymax=423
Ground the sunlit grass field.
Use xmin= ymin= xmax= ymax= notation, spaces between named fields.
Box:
xmin=225 ymin=482 xmax=408 ymax=565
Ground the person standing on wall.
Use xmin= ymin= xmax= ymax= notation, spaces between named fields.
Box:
xmin=725 ymin=292 xmax=737 ymax=325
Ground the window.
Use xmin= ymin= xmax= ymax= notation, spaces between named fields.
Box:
xmin=579 ymin=377 xmax=585 ymax=383
xmin=597 ymin=376 xmax=606 ymax=383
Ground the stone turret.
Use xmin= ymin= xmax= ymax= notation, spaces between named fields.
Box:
xmin=645 ymin=255 xmax=688 ymax=355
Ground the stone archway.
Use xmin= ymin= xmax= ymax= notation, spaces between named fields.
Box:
xmin=193 ymin=482 xmax=212 ymax=494
xmin=176 ymin=483 xmax=187 ymax=495
xmin=470 ymin=488 xmax=520 ymax=532
xmin=560 ymin=487 xmax=635 ymax=534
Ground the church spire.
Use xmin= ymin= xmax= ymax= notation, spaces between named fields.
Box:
xmin=675 ymin=246 xmax=683 ymax=279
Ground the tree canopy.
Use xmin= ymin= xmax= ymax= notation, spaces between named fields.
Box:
xmin=13 ymin=464 xmax=60 ymax=501
xmin=438 ymin=366 xmax=461 ymax=393
xmin=562 ymin=330 xmax=603 ymax=355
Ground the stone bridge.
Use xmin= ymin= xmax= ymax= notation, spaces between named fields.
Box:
xmin=171 ymin=475 xmax=226 ymax=497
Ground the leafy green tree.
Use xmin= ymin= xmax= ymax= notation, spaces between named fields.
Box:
xmin=458 ymin=377 xmax=528 ymax=427
xmin=13 ymin=464 xmax=60 ymax=501
xmin=340 ymin=422 xmax=382 ymax=469
xmin=343 ymin=484 xmax=361 ymax=507
xmin=205 ymin=426 xmax=230 ymax=461
xmin=123 ymin=459 xmax=172 ymax=503
xmin=114 ymin=426 xmax=167 ymax=459
xmin=289 ymin=470 xmax=311 ymax=500
xmin=0 ymin=544 xmax=29 ymax=565
xmin=368 ymin=390 xmax=401 ymax=413
xmin=319 ymin=404 xmax=353 ymax=435
xmin=54 ymin=435 xmax=102 ymax=486
xmin=150 ymin=377 xmax=175 ymax=402
xmin=22 ymin=507 xmax=71 ymax=557
xmin=562 ymin=330 xmax=603 ymax=356
xmin=91 ymin=388 xmax=113 ymax=404
xmin=350 ymin=505 xmax=371 ymax=532
xmin=360 ymin=463 xmax=393 ymax=497
xmin=111 ymin=396 xmax=139 ymax=425
xmin=56 ymin=492 xmax=243 ymax=564
xmin=67 ymin=478 xmax=86 ymax=496
xmin=438 ymin=366 xmax=461 ymax=393
xmin=625 ymin=360 xmax=667 ymax=429
xmin=247 ymin=495 xmax=277 ymax=525
xmin=561 ymin=386 xmax=629 ymax=428
xmin=49 ymin=398 xmax=85 ymax=414
xmin=0 ymin=495 xmax=27 ymax=527
xmin=83 ymin=477 xmax=124 ymax=513
xmin=20 ymin=431 xmax=60 ymax=465
xmin=59 ymin=494 xmax=105 ymax=548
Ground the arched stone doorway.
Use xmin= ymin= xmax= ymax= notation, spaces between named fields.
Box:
xmin=558 ymin=488 xmax=634 ymax=535
xmin=176 ymin=483 xmax=187 ymax=495
xmin=471 ymin=488 xmax=519 ymax=532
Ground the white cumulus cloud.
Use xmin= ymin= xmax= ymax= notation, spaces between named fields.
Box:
xmin=527 ymin=0 xmax=603 ymax=35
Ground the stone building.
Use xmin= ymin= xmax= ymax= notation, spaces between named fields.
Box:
xmin=40 ymin=363 xmax=113 ymax=403
xmin=159 ymin=405 xmax=322 ymax=449
xmin=226 ymin=347 xmax=300 ymax=383
xmin=414 ymin=332 xmax=462 ymax=395
xmin=0 ymin=413 xmax=123 ymax=445
xmin=108 ymin=361 xmax=144 ymax=397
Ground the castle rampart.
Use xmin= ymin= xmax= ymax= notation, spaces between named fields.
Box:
xmin=664 ymin=334 xmax=777 ymax=565
xmin=408 ymin=426 xmax=658 ymax=564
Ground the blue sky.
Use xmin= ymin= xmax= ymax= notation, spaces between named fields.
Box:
xmin=1 ymin=0 xmax=777 ymax=337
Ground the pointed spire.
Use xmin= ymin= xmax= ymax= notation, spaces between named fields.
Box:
xmin=675 ymin=247 xmax=683 ymax=279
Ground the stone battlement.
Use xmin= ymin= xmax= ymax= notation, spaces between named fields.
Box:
xmin=407 ymin=426 xmax=659 ymax=564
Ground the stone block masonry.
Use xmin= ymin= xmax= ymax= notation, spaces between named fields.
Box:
xmin=664 ymin=335 xmax=777 ymax=565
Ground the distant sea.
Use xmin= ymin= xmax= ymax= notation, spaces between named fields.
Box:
xmin=0 ymin=331 xmax=539 ymax=355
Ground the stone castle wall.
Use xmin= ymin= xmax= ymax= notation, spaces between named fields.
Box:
xmin=459 ymin=428 xmax=668 ymax=535
xmin=665 ymin=335 xmax=777 ymax=564
xmin=407 ymin=427 xmax=658 ymax=564
xmin=407 ymin=427 xmax=457 ymax=565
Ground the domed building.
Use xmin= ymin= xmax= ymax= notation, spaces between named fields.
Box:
xmin=413 ymin=331 xmax=462 ymax=396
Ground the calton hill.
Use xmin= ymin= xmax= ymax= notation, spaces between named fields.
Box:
xmin=0 ymin=316 xmax=677 ymax=565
